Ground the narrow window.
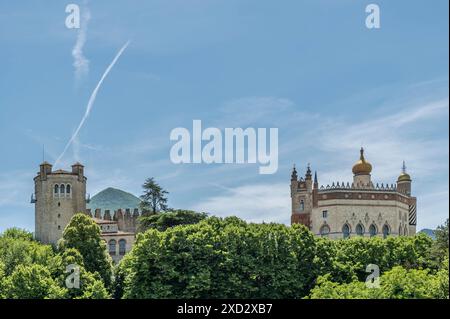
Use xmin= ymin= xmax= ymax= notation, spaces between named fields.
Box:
xmin=299 ymin=200 xmax=304 ymax=211
xmin=60 ymin=184 xmax=65 ymax=195
xmin=54 ymin=184 xmax=59 ymax=197
xmin=356 ymin=223 xmax=364 ymax=236
xmin=369 ymin=224 xmax=377 ymax=237
xmin=322 ymin=210 xmax=328 ymax=218
xmin=119 ymin=239 xmax=127 ymax=255
xmin=382 ymin=224 xmax=390 ymax=238
xmin=342 ymin=224 xmax=350 ymax=239
xmin=109 ymin=240 xmax=117 ymax=255
xmin=66 ymin=184 xmax=71 ymax=197
xmin=320 ymin=225 xmax=330 ymax=237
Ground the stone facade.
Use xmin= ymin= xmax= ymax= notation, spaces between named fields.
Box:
xmin=32 ymin=162 xmax=140 ymax=262
xmin=33 ymin=162 xmax=87 ymax=245
xmin=291 ymin=148 xmax=417 ymax=239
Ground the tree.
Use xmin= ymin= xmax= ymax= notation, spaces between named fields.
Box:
xmin=1 ymin=228 xmax=34 ymax=241
xmin=58 ymin=213 xmax=113 ymax=289
xmin=308 ymin=266 xmax=446 ymax=299
xmin=138 ymin=209 xmax=208 ymax=232
xmin=434 ymin=219 xmax=449 ymax=253
xmin=52 ymin=248 xmax=111 ymax=299
xmin=117 ymin=217 xmax=317 ymax=299
xmin=2 ymin=264 xmax=66 ymax=299
xmin=0 ymin=231 xmax=55 ymax=277
xmin=139 ymin=177 xmax=169 ymax=214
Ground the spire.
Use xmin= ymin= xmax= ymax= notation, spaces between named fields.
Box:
xmin=402 ymin=161 xmax=407 ymax=174
xmin=305 ymin=163 xmax=312 ymax=180
xmin=291 ymin=164 xmax=298 ymax=181
xmin=314 ymin=171 xmax=318 ymax=185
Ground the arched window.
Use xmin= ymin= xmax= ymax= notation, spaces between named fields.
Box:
xmin=404 ymin=225 xmax=408 ymax=236
xmin=356 ymin=223 xmax=364 ymax=236
xmin=369 ymin=224 xmax=377 ymax=237
xmin=119 ymin=239 xmax=126 ymax=255
xmin=382 ymin=224 xmax=390 ymax=238
xmin=299 ymin=200 xmax=304 ymax=211
xmin=66 ymin=184 xmax=71 ymax=197
xmin=108 ymin=239 xmax=116 ymax=255
xmin=60 ymin=184 xmax=65 ymax=195
xmin=54 ymin=184 xmax=59 ymax=197
xmin=342 ymin=224 xmax=350 ymax=239
xmin=399 ymin=225 xmax=402 ymax=236
xmin=320 ymin=224 xmax=330 ymax=237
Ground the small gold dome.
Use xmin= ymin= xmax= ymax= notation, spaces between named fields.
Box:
xmin=352 ymin=147 xmax=372 ymax=175
xmin=397 ymin=161 xmax=411 ymax=182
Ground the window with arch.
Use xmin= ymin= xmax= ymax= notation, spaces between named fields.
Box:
xmin=119 ymin=239 xmax=127 ymax=255
xmin=342 ymin=224 xmax=350 ymax=239
xmin=299 ymin=199 xmax=305 ymax=211
xmin=403 ymin=225 xmax=408 ymax=236
xmin=369 ymin=224 xmax=377 ymax=237
xmin=320 ymin=224 xmax=330 ymax=237
xmin=382 ymin=224 xmax=390 ymax=238
xmin=399 ymin=225 xmax=402 ymax=236
xmin=54 ymin=184 xmax=59 ymax=197
xmin=356 ymin=223 xmax=364 ymax=236
xmin=60 ymin=184 xmax=65 ymax=196
xmin=66 ymin=184 xmax=71 ymax=197
xmin=108 ymin=239 xmax=116 ymax=255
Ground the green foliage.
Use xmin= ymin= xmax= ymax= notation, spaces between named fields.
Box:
xmin=139 ymin=177 xmax=169 ymax=213
xmin=119 ymin=217 xmax=316 ymax=299
xmin=2 ymin=264 xmax=67 ymax=299
xmin=309 ymin=266 xmax=447 ymax=299
xmin=314 ymin=234 xmax=433 ymax=283
xmin=0 ymin=233 xmax=55 ymax=276
xmin=58 ymin=213 xmax=113 ymax=289
xmin=138 ymin=209 xmax=208 ymax=232
xmin=1 ymin=228 xmax=34 ymax=241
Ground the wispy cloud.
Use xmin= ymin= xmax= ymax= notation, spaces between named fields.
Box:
xmin=191 ymin=183 xmax=289 ymax=224
xmin=72 ymin=3 xmax=91 ymax=83
xmin=55 ymin=40 xmax=131 ymax=167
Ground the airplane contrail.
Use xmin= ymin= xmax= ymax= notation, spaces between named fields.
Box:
xmin=54 ymin=40 xmax=131 ymax=167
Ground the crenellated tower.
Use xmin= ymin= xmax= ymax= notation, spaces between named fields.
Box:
xmin=33 ymin=162 xmax=88 ymax=245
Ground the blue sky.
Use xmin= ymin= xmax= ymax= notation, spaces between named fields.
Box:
xmin=0 ymin=0 xmax=448 ymax=232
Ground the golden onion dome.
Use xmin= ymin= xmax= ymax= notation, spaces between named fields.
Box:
xmin=397 ymin=161 xmax=411 ymax=182
xmin=352 ymin=147 xmax=372 ymax=175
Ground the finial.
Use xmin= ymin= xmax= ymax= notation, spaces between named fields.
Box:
xmin=360 ymin=147 xmax=365 ymax=160
xmin=402 ymin=161 xmax=406 ymax=173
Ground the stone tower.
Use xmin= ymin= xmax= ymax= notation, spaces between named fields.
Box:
xmin=290 ymin=164 xmax=314 ymax=228
xmin=33 ymin=162 xmax=87 ymax=245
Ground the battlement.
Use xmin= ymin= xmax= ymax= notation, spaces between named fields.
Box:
xmin=318 ymin=181 xmax=398 ymax=191
xmin=85 ymin=208 xmax=146 ymax=233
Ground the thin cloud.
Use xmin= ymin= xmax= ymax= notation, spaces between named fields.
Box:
xmin=55 ymin=40 xmax=131 ymax=167
xmin=72 ymin=4 xmax=91 ymax=83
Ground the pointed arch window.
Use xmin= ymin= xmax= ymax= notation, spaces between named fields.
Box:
xmin=119 ymin=239 xmax=127 ymax=255
xmin=382 ymin=224 xmax=390 ymax=238
xmin=342 ymin=224 xmax=351 ymax=239
xmin=109 ymin=239 xmax=117 ymax=255
xmin=356 ymin=223 xmax=364 ymax=236
xmin=403 ymin=225 xmax=408 ymax=236
xmin=299 ymin=199 xmax=305 ymax=212
xmin=66 ymin=184 xmax=71 ymax=198
xmin=60 ymin=184 xmax=65 ymax=196
xmin=320 ymin=224 xmax=330 ymax=237
xmin=369 ymin=224 xmax=377 ymax=237
xmin=54 ymin=184 xmax=59 ymax=197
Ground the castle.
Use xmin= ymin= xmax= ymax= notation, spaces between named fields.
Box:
xmin=290 ymin=148 xmax=417 ymax=238
xmin=32 ymin=162 xmax=140 ymax=262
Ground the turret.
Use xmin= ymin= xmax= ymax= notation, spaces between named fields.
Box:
xmin=352 ymin=147 xmax=372 ymax=187
xmin=397 ymin=161 xmax=412 ymax=196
